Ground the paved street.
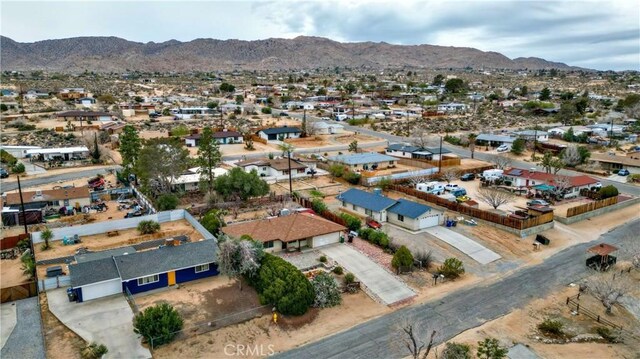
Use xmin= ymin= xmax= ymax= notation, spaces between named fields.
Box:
xmin=0 ymin=166 xmax=119 ymax=192
xmin=221 ymin=140 xmax=388 ymax=161
xmin=277 ymin=219 xmax=639 ymax=359
xmin=425 ymin=227 xmax=501 ymax=265
xmin=320 ymin=244 xmax=415 ymax=305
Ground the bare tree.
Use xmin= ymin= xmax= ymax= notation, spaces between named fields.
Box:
xmin=402 ymin=323 xmax=436 ymax=359
xmin=441 ymin=168 xmax=459 ymax=183
xmin=411 ymin=127 xmax=434 ymax=149
xmin=562 ymin=144 xmax=582 ymax=167
xmin=618 ymin=224 xmax=640 ymax=270
xmin=408 ymin=174 xmax=433 ymax=187
xmin=477 ymin=188 xmax=515 ymax=210
xmin=587 ymin=271 xmax=634 ymax=314
xmin=625 ymin=102 xmax=640 ymax=119
xmin=551 ymin=175 xmax=572 ymax=198
xmin=487 ymin=154 xmax=512 ymax=170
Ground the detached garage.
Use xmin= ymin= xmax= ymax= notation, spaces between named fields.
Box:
xmin=387 ymin=199 xmax=443 ymax=231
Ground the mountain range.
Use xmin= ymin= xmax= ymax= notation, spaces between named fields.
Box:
xmin=1 ymin=35 xmax=577 ymax=73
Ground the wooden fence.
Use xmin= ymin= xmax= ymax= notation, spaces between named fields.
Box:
xmin=0 ymin=233 xmax=29 ymax=250
xmin=1 ymin=281 xmax=38 ymax=303
xmin=390 ymin=185 xmax=554 ymax=230
xmin=567 ymin=196 xmax=619 ymax=217
xmin=566 ymin=294 xmax=622 ymax=330
xmin=397 ymin=158 xmax=437 ymax=169
xmin=296 ymin=197 xmax=347 ymax=226
xmin=250 ymin=134 xmax=268 ymax=145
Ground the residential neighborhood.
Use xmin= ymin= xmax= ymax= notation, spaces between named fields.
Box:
xmin=1 ymin=3 xmax=639 ymax=359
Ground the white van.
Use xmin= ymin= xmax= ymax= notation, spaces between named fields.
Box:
xmin=416 ymin=181 xmax=445 ymax=195
xmin=335 ymin=114 xmax=348 ymax=121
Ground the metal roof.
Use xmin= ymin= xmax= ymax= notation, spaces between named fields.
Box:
xmin=336 ymin=188 xmax=397 ymax=212
xmin=328 ymin=152 xmax=397 ymax=165
xmin=476 ymin=134 xmax=516 ymax=143
xmin=387 ymin=198 xmax=434 ymax=218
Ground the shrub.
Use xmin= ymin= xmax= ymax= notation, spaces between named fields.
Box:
xmin=378 ymin=235 xmax=389 ymax=248
xmin=438 ymin=258 xmax=465 ymax=279
xmin=339 ymin=213 xmax=362 ymax=232
xmin=442 ymin=342 xmax=471 ymax=359
xmin=312 ymin=272 xmax=341 ymax=308
xmin=368 ymin=231 xmax=389 ymax=248
xmin=414 ymin=250 xmax=433 ymax=269
xmin=16 ymin=239 xmax=30 ymax=252
xmin=311 ymin=199 xmax=328 ymax=214
xmin=344 ymin=273 xmax=355 ymax=284
xmin=156 ymin=193 xmax=179 ymax=210
xmin=537 ymin=319 xmax=564 ymax=336
xmin=329 ymin=164 xmax=345 ymax=178
xmin=612 ymin=169 xmax=619 ymax=174
xmin=319 ymin=255 xmax=327 ymax=263
xmin=250 ymin=254 xmax=315 ymax=315
xmin=597 ymin=185 xmax=619 ymax=199
xmin=21 ymin=254 xmax=35 ymax=279
xmin=343 ymin=171 xmax=361 ymax=185
xmin=80 ymin=342 xmax=108 ymax=359
xmin=333 ymin=266 xmax=344 ymax=275
xmin=200 ymin=209 xmax=225 ymax=235
xmin=310 ymin=189 xmax=324 ymax=198
xmin=595 ymin=326 xmax=618 ymax=343
xmin=391 ymin=246 xmax=414 ymax=272
xmin=11 ymin=162 xmax=25 ymax=174
xmin=358 ymin=227 xmax=374 ymax=240
xmin=511 ymin=138 xmax=525 ymax=155
xmin=0 ymin=149 xmax=17 ymax=166
xmin=137 ymin=220 xmax=160 ymax=234
xmin=477 ymin=338 xmax=507 ymax=359
xmin=133 ymin=303 xmax=183 ymax=347
xmin=40 ymin=227 xmax=53 ymax=250
xmin=261 ymin=107 xmax=272 ymax=114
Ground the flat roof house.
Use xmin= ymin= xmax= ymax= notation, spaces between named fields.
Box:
xmin=222 ymin=213 xmax=346 ymax=252
xmin=57 ymin=111 xmax=112 ymax=122
xmin=69 ymin=239 xmax=218 ymax=301
xmin=589 ymin=153 xmax=640 ymax=174
xmin=25 ymin=146 xmax=90 ymax=162
xmin=513 ymin=130 xmax=549 ymax=142
xmin=476 ymin=134 xmax=516 ymax=147
xmin=328 ymin=152 xmax=396 ymax=170
xmin=184 ymin=131 xmax=243 ymax=147
xmin=169 ymin=167 xmax=229 ymax=192
xmin=257 ymin=126 xmax=301 ymax=142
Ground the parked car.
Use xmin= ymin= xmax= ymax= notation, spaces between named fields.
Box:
xmin=320 ymin=117 xmax=331 ymax=121
xmin=618 ymin=169 xmax=630 ymax=176
xmin=0 ymin=168 xmax=8 ymax=178
xmin=496 ymin=144 xmax=510 ymax=152
xmin=279 ymin=112 xmax=289 ymax=116
xmin=527 ymin=199 xmax=550 ymax=207
xmin=450 ymin=188 xmax=467 ymax=198
xmin=456 ymin=195 xmax=471 ymax=203
xmin=306 ymin=169 xmax=318 ymax=175
xmin=366 ymin=218 xmax=382 ymax=230
xmin=460 ymin=173 xmax=475 ymax=181
xmin=444 ymin=183 xmax=460 ymax=192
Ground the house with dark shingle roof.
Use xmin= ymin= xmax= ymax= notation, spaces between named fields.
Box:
xmin=257 ymin=126 xmax=301 ymax=142
xmin=337 ymin=188 xmax=443 ymax=229
xmin=387 ymin=199 xmax=442 ymax=230
xmin=221 ymin=213 xmax=345 ymax=252
xmin=184 ymin=130 xmax=243 ymax=147
xmin=385 ymin=144 xmax=433 ymax=160
xmin=68 ymin=239 xmax=218 ymax=302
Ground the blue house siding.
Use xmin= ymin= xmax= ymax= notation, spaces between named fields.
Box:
xmin=75 ymin=288 xmax=84 ymax=303
xmin=122 ymin=273 xmax=169 ymax=294
xmin=175 ymin=263 xmax=219 ymax=284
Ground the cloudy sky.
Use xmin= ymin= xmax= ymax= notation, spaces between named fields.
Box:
xmin=1 ymin=0 xmax=638 ymax=70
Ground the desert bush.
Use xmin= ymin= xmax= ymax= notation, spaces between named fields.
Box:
xmin=332 ymin=266 xmax=344 ymax=275
xmin=0 ymin=149 xmax=17 ymax=165
xmin=137 ymin=220 xmax=160 ymax=234
xmin=595 ymin=326 xmax=619 ymax=343
xmin=597 ymin=185 xmax=619 ymax=199
xmin=80 ymin=342 xmax=108 ymax=359
xmin=339 ymin=213 xmax=362 ymax=232
xmin=344 ymin=273 xmax=355 ymax=284
xmin=392 ymin=246 xmax=414 ymax=272
xmin=312 ymin=272 xmax=341 ymax=308
xmin=477 ymin=338 xmax=507 ymax=359
xmin=442 ymin=342 xmax=471 ymax=359
xmin=537 ymin=319 xmax=564 ymax=336
xmin=17 ymin=239 xmax=30 ymax=252
xmin=311 ymin=198 xmax=328 ymax=214
xmin=358 ymin=227 xmax=374 ymax=240
xmin=156 ymin=193 xmax=179 ymax=210
xmin=319 ymin=255 xmax=327 ymax=263
xmin=133 ymin=303 xmax=183 ymax=347
xmin=438 ymin=258 xmax=465 ymax=279
xmin=343 ymin=171 xmax=361 ymax=185
xmin=414 ymin=250 xmax=433 ymax=269
xmin=11 ymin=162 xmax=25 ymax=174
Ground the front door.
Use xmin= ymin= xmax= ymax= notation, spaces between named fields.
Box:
xmin=167 ymin=271 xmax=176 ymax=286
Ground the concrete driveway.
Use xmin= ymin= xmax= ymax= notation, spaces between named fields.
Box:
xmin=0 ymin=302 xmax=17 ymax=350
xmin=425 ymin=227 xmax=501 ymax=265
xmin=47 ymin=289 xmax=150 ymax=359
xmin=320 ymin=244 xmax=415 ymax=305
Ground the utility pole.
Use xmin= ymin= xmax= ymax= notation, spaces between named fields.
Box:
xmin=609 ymin=119 xmax=614 ymax=147
xmin=302 ymin=107 xmax=307 ymax=137
xmin=17 ymin=176 xmax=29 ymax=235
xmin=438 ymin=136 xmax=443 ymax=173
xmin=287 ymin=150 xmax=293 ymax=195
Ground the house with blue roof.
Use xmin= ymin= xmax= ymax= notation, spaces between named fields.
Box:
xmin=328 ymin=152 xmax=396 ymax=170
xmin=257 ymin=126 xmax=301 ymax=142
xmin=336 ymin=188 xmax=442 ymax=229
xmin=387 ymin=198 xmax=442 ymax=230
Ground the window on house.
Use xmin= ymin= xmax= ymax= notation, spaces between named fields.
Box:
xmin=398 ymin=214 xmax=404 ymax=222
xmin=264 ymin=241 xmax=274 ymax=249
xmin=195 ymin=264 xmax=210 ymax=273
xmin=352 ymin=204 xmax=356 ymax=210
xmin=342 ymin=201 xmax=346 ymax=207
xmin=365 ymin=209 xmax=372 ymax=216
xmin=137 ymin=274 xmax=159 ymax=286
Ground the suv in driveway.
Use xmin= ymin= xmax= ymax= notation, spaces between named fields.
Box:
xmin=444 ymin=183 xmax=460 ymax=192
xmin=527 ymin=199 xmax=550 ymax=207
xmin=618 ymin=169 xmax=630 ymax=176
xmin=0 ymin=168 xmax=8 ymax=178
xmin=460 ymin=173 xmax=475 ymax=181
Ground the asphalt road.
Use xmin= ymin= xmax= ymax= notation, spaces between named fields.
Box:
xmin=221 ymin=140 xmax=388 ymax=161
xmin=283 ymin=112 xmax=639 ymax=196
xmin=0 ymin=166 xmax=119 ymax=192
xmin=277 ymin=219 xmax=639 ymax=359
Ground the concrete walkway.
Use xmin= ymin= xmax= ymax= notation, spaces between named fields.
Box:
xmin=47 ymin=289 xmax=151 ymax=359
xmin=0 ymin=302 xmax=18 ymax=350
xmin=0 ymin=297 xmax=45 ymax=359
xmin=320 ymin=244 xmax=415 ymax=305
xmin=425 ymin=227 xmax=501 ymax=265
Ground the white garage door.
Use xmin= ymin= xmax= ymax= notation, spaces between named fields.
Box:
xmin=313 ymin=232 xmax=339 ymax=248
xmin=418 ymin=215 xmax=440 ymax=229
xmin=81 ymin=279 xmax=122 ymax=301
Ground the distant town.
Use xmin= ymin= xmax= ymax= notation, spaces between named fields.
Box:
xmin=1 ymin=65 xmax=639 ymax=359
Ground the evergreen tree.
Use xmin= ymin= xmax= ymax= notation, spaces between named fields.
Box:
xmin=197 ymin=127 xmax=222 ymax=195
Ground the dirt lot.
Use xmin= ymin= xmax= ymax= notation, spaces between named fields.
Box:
xmin=39 ymin=292 xmax=85 ymax=359
xmin=152 ymin=289 xmax=388 ymax=358
xmin=284 ymin=136 xmax=330 ymax=148
xmin=270 ymin=175 xmax=346 ymax=197
xmin=430 ymin=279 xmax=640 ymax=359
xmin=135 ymin=276 xmax=267 ymax=329
xmin=0 ymin=258 xmax=30 ymax=288
xmin=34 ymin=219 xmax=199 ymax=261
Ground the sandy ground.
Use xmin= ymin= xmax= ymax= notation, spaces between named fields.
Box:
xmin=0 ymin=165 xmax=116 ymax=184
xmin=34 ymin=219 xmax=198 ymax=261
xmin=2 ymin=173 xmax=118 ymax=194
xmin=0 ymin=258 xmax=30 ymax=288
xmin=39 ymin=292 xmax=85 ymax=359
xmin=430 ymin=281 xmax=640 ymax=359
xmin=153 ymin=289 xmax=389 ymax=358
